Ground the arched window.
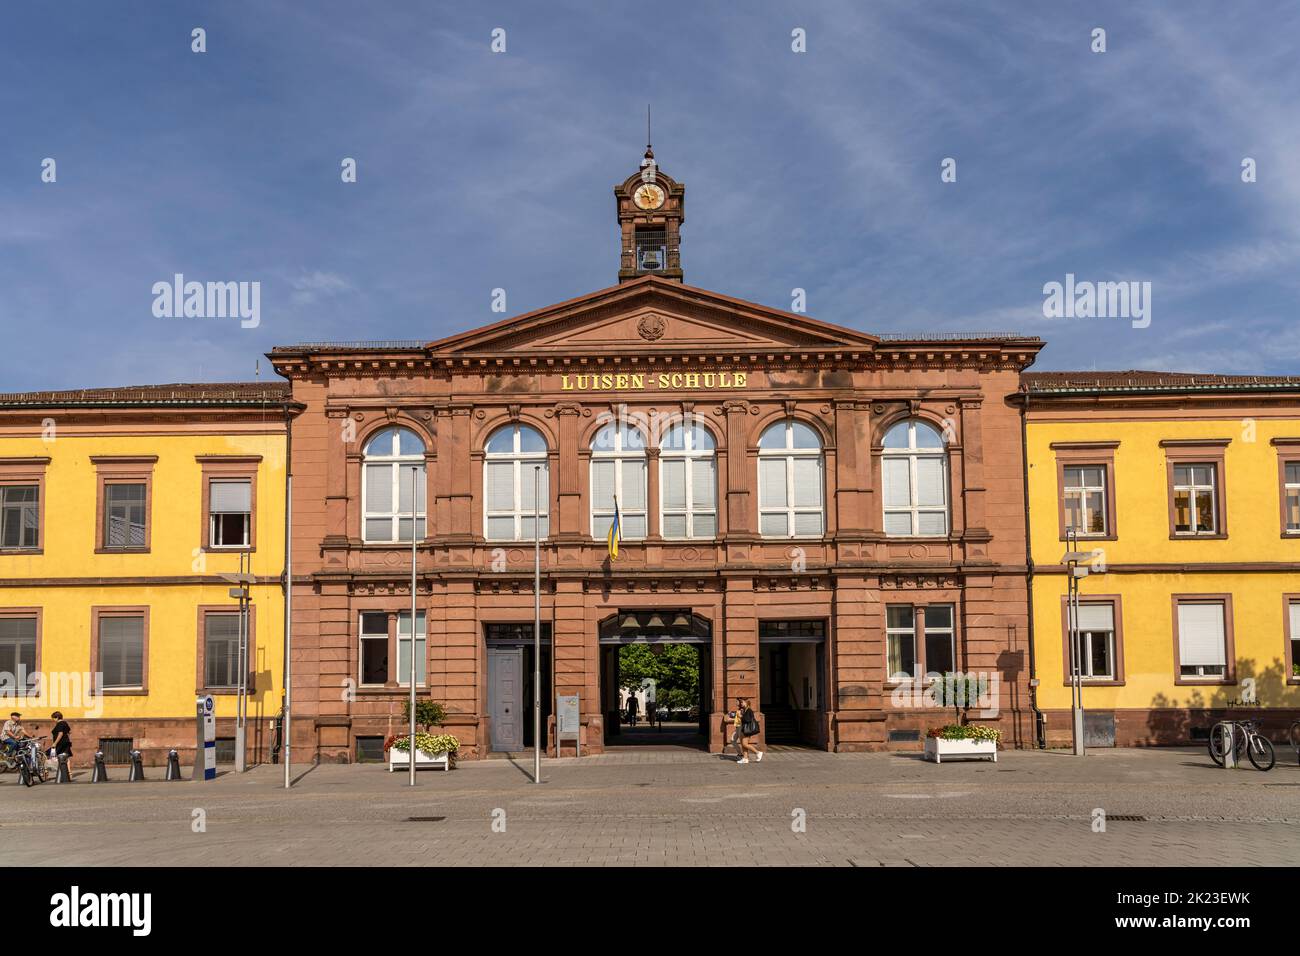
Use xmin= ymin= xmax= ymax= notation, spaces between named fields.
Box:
xmin=591 ymin=422 xmax=647 ymax=540
xmin=483 ymin=424 xmax=549 ymax=541
xmin=757 ymin=420 xmax=824 ymax=537
xmin=660 ymin=420 xmax=717 ymax=539
xmin=362 ymin=426 xmax=426 ymax=542
xmin=881 ymin=419 xmax=949 ymax=536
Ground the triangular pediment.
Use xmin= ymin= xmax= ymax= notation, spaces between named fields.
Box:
xmin=425 ymin=277 xmax=880 ymax=356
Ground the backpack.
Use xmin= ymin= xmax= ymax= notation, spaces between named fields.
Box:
xmin=741 ymin=707 xmax=759 ymax=738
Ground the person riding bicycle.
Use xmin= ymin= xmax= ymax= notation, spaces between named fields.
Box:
xmin=2 ymin=712 xmax=28 ymax=753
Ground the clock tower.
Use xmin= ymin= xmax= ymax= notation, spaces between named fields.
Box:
xmin=615 ymin=144 xmax=685 ymax=283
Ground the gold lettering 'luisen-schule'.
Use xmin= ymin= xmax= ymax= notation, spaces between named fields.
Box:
xmin=559 ymin=371 xmax=747 ymax=392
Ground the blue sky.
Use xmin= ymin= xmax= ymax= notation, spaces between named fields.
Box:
xmin=2 ymin=1 xmax=1298 ymax=390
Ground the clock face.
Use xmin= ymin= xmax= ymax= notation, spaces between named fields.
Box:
xmin=633 ymin=183 xmax=665 ymax=210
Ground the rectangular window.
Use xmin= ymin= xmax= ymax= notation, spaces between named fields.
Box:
xmin=1285 ymin=461 xmax=1300 ymax=534
xmin=886 ymin=603 xmax=957 ymax=682
xmin=1172 ymin=464 xmax=1217 ymax=535
xmin=103 ymin=482 xmax=147 ymax=549
xmin=591 ymin=459 xmax=647 ymax=540
xmin=1176 ymin=600 xmax=1229 ymax=679
xmin=396 ymin=610 xmax=426 ymax=686
xmin=660 ymin=457 xmax=717 ymax=539
xmin=1063 ymin=466 xmax=1107 ymax=536
xmin=922 ymin=605 xmax=955 ymax=675
xmin=98 ymin=613 xmax=145 ymax=690
xmin=204 ymin=612 xmax=242 ymax=689
xmin=886 ymin=605 xmax=915 ymax=680
xmin=1075 ymin=603 xmax=1115 ymax=680
xmin=209 ymin=479 xmax=251 ymax=548
xmin=0 ymin=485 xmax=39 ymax=549
xmin=359 ymin=612 xmax=389 ymax=686
xmin=1288 ymin=598 xmax=1300 ymax=684
xmin=0 ymin=615 xmax=38 ymax=693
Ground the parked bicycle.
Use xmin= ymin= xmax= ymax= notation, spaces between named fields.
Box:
xmin=1289 ymin=718 xmax=1300 ymax=765
xmin=1208 ymin=720 xmax=1275 ymax=771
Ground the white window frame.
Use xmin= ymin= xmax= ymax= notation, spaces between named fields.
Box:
xmin=1172 ymin=463 xmax=1217 ymax=536
xmin=483 ymin=424 xmax=549 ymax=542
xmin=920 ymin=605 xmax=956 ymax=679
xmin=881 ymin=420 xmax=948 ymax=538
xmin=358 ymin=611 xmax=389 ymax=687
xmin=658 ymin=422 xmax=717 ymax=540
xmin=757 ymin=420 xmax=824 ymax=539
xmin=208 ymin=479 xmax=251 ymax=549
xmin=361 ymin=427 xmax=426 ymax=544
xmin=1063 ymin=465 xmax=1107 ymax=537
xmin=1176 ymin=600 xmax=1228 ymax=678
xmin=1076 ymin=603 xmax=1116 ymax=681
xmin=886 ymin=605 xmax=916 ymax=681
xmin=1285 ymin=462 xmax=1300 ymax=534
xmin=590 ymin=424 xmax=647 ymax=540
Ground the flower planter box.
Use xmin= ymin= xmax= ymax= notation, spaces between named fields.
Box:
xmin=388 ymin=749 xmax=451 ymax=772
xmin=924 ymin=736 xmax=997 ymax=764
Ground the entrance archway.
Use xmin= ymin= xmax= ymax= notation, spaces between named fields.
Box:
xmin=598 ymin=610 xmax=711 ymax=750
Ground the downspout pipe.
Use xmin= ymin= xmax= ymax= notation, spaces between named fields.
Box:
xmin=1019 ymin=391 xmax=1046 ymax=749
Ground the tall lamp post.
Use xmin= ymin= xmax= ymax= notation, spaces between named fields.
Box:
xmin=221 ymin=556 xmax=255 ymax=772
xmin=1060 ymin=527 xmax=1104 ymax=756
xmin=408 ymin=462 xmax=425 ymax=787
xmin=533 ymin=464 xmax=542 ymax=785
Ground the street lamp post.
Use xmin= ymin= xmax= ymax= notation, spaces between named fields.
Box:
xmin=533 ymin=465 xmax=542 ymax=785
xmin=1060 ymin=527 xmax=1103 ymax=756
xmin=408 ymin=464 xmax=423 ymax=787
xmin=221 ymin=557 xmax=255 ymax=772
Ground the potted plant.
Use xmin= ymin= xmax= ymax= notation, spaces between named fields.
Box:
xmin=923 ymin=724 xmax=1000 ymax=763
xmin=387 ymin=698 xmax=455 ymax=771
xmin=387 ymin=731 xmax=459 ymax=772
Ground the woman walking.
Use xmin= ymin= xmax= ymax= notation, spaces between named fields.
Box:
xmin=736 ymin=697 xmax=763 ymax=764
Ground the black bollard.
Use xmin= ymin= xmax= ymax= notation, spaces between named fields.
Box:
xmin=165 ymin=749 xmax=181 ymax=781
xmin=55 ymin=753 xmax=71 ymax=784
xmin=90 ymin=750 xmax=109 ymax=783
xmin=128 ymin=749 xmax=145 ymax=782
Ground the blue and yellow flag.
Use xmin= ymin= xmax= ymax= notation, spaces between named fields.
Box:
xmin=607 ymin=497 xmax=622 ymax=561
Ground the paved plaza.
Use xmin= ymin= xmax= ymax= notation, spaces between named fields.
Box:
xmin=1 ymin=746 xmax=1297 ymax=866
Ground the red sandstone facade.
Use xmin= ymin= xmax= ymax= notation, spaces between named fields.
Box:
xmin=270 ymin=275 xmax=1042 ymax=761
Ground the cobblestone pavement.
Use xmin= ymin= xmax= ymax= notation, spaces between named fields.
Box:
xmin=1 ymin=747 xmax=1297 ymax=866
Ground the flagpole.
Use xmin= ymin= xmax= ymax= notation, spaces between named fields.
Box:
xmin=409 ymin=465 xmax=420 ymax=787
xmin=533 ymin=465 xmax=541 ymax=785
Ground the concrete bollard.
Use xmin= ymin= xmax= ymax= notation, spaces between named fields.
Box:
xmin=90 ymin=750 xmax=109 ymax=783
xmin=165 ymin=749 xmax=182 ymax=781
xmin=55 ymin=753 xmax=71 ymax=783
xmin=128 ymin=749 xmax=145 ymax=782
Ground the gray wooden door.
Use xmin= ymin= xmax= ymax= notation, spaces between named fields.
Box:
xmin=489 ymin=647 xmax=523 ymax=752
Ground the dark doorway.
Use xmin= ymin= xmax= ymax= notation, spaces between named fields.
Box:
xmin=598 ymin=610 xmax=711 ymax=750
xmin=759 ymin=620 xmax=827 ymax=747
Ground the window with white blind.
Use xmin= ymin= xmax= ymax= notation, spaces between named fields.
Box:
xmin=204 ymin=612 xmax=241 ymax=689
xmin=99 ymin=614 xmax=145 ymax=690
xmin=591 ymin=423 xmax=647 ymax=540
xmin=0 ymin=615 xmax=38 ymax=692
xmin=362 ymin=427 xmax=426 ymax=543
xmin=881 ymin=420 xmax=948 ymax=537
xmin=1289 ymin=599 xmax=1300 ymax=681
xmin=1284 ymin=462 xmax=1300 ymax=534
xmin=104 ymin=482 xmax=147 ymax=549
xmin=758 ymin=420 xmax=824 ymax=538
xmin=659 ymin=421 xmax=717 ymax=539
xmin=483 ymin=424 xmax=549 ymax=541
xmin=209 ymin=479 xmax=251 ymax=548
xmin=1176 ymin=601 xmax=1228 ymax=678
xmin=397 ymin=610 xmax=426 ymax=686
xmin=1073 ymin=602 xmax=1115 ymax=680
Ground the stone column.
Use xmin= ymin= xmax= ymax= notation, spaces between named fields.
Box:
xmin=724 ymin=401 xmax=753 ymax=535
xmin=830 ymin=572 xmax=883 ymax=751
xmin=553 ymin=403 xmax=584 ymax=539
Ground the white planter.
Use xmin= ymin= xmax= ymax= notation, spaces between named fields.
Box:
xmin=923 ymin=736 xmax=997 ymax=763
xmin=388 ymin=748 xmax=452 ymax=772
